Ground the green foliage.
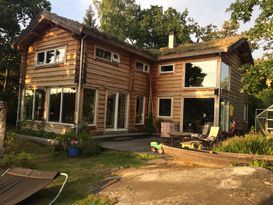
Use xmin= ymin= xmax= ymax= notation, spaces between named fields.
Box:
xmin=228 ymin=0 xmax=273 ymax=51
xmin=94 ymin=0 xmax=193 ymax=48
xmin=213 ymin=134 xmax=273 ymax=155
xmin=0 ymin=0 xmax=51 ymax=125
xmin=72 ymin=194 xmax=116 ymax=205
xmin=81 ymin=137 xmax=101 ymax=157
xmin=17 ymin=128 xmax=57 ymax=139
xmin=249 ymin=160 xmax=272 ymax=170
xmin=83 ymin=4 xmax=97 ymax=28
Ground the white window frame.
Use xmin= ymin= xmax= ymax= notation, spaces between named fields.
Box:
xmin=183 ymin=59 xmax=218 ymax=88
xmin=243 ymin=103 xmax=248 ymax=122
xmin=82 ymin=88 xmax=98 ymax=126
xmin=159 ymin=64 xmax=175 ymax=74
xmin=135 ymin=61 xmax=150 ymax=73
xmin=157 ymin=97 xmax=173 ymax=118
xmin=220 ymin=62 xmax=231 ymax=90
xmin=95 ymin=46 xmax=120 ymax=64
xmin=35 ymin=46 xmax=67 ymax=67
xmin=22 ymin=88 xmax=45 ymax=122
xmin=135 ymin=96 xmax=145 ymax=125
xmin=47 ymin=87 xmax=76 ymax=125
xmin=105 ymin=92 xmax=129 ymax=132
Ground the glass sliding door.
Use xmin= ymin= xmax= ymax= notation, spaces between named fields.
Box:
xmin=106 ymin=93 xmax=116 ymax=129
xmin=106 ymin=92 xmax=128 ymax=131
xmin=220 ymin=99 xmax=229 ymax=131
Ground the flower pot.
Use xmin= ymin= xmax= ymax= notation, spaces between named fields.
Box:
xmin=68 ymin=147 xmax=81 ymax=157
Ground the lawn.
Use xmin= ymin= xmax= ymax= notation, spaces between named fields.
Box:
xmin=1 ymin=132 xmax=156 ymax=205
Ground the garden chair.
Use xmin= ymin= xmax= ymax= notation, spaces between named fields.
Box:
xmin=153 ymin=122 xmax=179 ymax=145
xmin=0 ymin=167 xmax=68 ymax=205
xmin=191 ymin=123 xmax=210 ymax=139
xmin=181 ymin=126 xmax=220 ymax=150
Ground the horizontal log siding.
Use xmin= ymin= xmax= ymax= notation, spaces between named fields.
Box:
xmin=25 ymin=27 xmax=79 ymax=87
xmin=84 ymin=38 xmax=151 ymax=134
xmin=222 ymin=52 xmax=248 ymax=131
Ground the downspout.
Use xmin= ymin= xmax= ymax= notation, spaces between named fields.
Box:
xmin=16 ymin=52 xmax=24 ymax=130
xmin=218 ymin=52 xmax=222 ymax=128
xmin=76 ymin=35 xmax=87 ymax=134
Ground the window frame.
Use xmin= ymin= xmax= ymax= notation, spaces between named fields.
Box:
xmin=135 ymin=61 xmax=150 ymax=73
xmin=183 ymin=59 xmax=218 ymax=88
xmin=95 ymin=46 xmax=120 ymax=64
xmin=22 ymin=88 xmax=46 ymax=121
xmin=157 ymin=97 xmax=173 ymax=118
xmin=35 ymin=46 xmax=67 ymax=67
xmin=159 ymin=64 xmax=175 ymax=74
xmin=135 ymin=96 xmax=145 ymax=125
xmin=47 ymin=87 xmax=76 ymax=125
xmin=81 ymin=88 xmax=98 ymax=126
xmin=220 ymin=62 xmax=231 ymax=91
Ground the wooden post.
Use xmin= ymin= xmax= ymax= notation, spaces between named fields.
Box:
xmin=0 ymin=101 xmax=7 ymax=154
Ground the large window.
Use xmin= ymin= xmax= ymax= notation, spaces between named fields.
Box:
xmin=36 ymin=47 xmax=66 ymax=66
xmin=136 ymin=61 xmax=149 ymax=73
xmin=183 ymin=98 xmax=214 ymax=132
xmin=158 ymin=97 xmax=172 ymax=118
xmin=220 ymin=62 xmax=230 ymax=90
xmin=82 ymin=89 xmax=97 ymax=125
xmin=48 ymin=88 xmax=76 ymax=124
xmin=136 ymin=96 xmax=145 ymax=124
xmin=23 ymin=89 xmax=45 ymax=121
xmin=95 ymin=47 xmax=120 ymax=63
xmin=160 ymin=64 xmax=174 ymax=73
xmin=185 ymin=60 xmax=217 ymax=87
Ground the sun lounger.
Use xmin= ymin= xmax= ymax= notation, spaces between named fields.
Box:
xmin=0 ymin=167 xmax=68 ymax=205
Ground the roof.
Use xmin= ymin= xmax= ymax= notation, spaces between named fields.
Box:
xmin=13 ymin=11 xmax=154 ymax=60
xmin=14 ymin=11 xmax=253 ymax=64
xmin=152 ymin=36 xmax=253 ymax=63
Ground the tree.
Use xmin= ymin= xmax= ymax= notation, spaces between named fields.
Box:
xmin=83 ymin=4 xmax=97 ymax=28
xmin=227 ymin=0 xmax=273 ymax=51
xmin=0 ymin=0 xmax=51 ymax=124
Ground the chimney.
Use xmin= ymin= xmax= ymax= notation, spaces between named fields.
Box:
xmin=168 ymin=31 xmax=176 ymax=49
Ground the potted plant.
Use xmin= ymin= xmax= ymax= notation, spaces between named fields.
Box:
xmin=68 ymin=137 xmax=82 ymax=157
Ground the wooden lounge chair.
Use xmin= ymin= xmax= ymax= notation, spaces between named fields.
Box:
xmin=181 ymin=126 xmax=220 ymax=150
xmin=191 ymin=123 xmax=210 ymax=139
xmin=0 ymin=167 xmax=68 ymax=205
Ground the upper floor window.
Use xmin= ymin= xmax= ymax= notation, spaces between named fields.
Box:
xmin=185 ymin=60 xmax=217 ymax=88
xmin=160 ymin=64 xmax=174 ymax=73
xmin=95 ymin=47 xmax=120 ymax=63
xmin=136 ymin=61 xmax=149 ymax=73
xmin=220 ymin=62 xmax=231 ymax=90
xmin=36 ymin=47 xmax=66 ymax=66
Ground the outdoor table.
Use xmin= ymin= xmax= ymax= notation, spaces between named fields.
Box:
xmin=168 ymin=132 xmax=193 ymax=146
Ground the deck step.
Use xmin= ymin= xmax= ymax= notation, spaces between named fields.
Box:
xmin=92 ymin=132 xmax=149 ymax=140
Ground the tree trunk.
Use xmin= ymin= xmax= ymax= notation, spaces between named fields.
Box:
xmin=0 ymin=101 xmax=7 ymax=155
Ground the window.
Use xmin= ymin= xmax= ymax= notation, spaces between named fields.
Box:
xmin=95 ymin=47 xmax=120 ymax=63
xmin=136 ymin=61 xmax=149 ymax=73
xmin=160 ymin=64 xmax=174 ymax=73
xmin=220 ymin=62 xmax=231 ymax=90
xmin=48 ymin=88 xmax=76 ymax=124
xmin=243 ymin=104 xmax=248 ymax=122
xmin=185 ymin=60 xmax=217 ymax=87
xmin=82 ymin=89 xmax=97 ymax=125
xmin=36 ymin=47 xmax=66 ymax=66
xmin=23 ymin=89 xmax=45 ymax=121
xmin=136 ymin=96 xmax=145 ymax=124
xmin=158 ymin=97 xmax=172 ymax=117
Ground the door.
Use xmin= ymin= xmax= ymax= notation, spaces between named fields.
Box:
xmin=106 ymin=92 xmax=128 ymax=131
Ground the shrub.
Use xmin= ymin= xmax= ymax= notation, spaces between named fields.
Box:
xmin=213 ymin=134 xmax=273 ymax=155
xmin=17 ymin=128 xmax=57 ymax=139
xmin=0 ymin=152 xmax=33 ymax=168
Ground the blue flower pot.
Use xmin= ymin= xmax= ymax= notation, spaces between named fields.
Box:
xmin=68 ymin=147 xmax=81 ymax=157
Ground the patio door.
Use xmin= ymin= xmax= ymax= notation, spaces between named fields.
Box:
xmin=219 ymin=99 xmax=229 ymax=131
xmin=106 ymin=92 xmax=128 ymax=131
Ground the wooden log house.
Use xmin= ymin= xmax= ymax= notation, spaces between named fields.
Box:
xmin=13 ymin=11 xmax=253 ymax=135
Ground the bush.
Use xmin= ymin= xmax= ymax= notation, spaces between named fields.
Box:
xmin=17 ymin=128 xmax=57 ymax=139
xmin=81 ymin=137 xmax=101 ymax=157
xmin=213 ymin=134 xmax=273 ymax=155
xmin=0 ymin=152 xmax=34 ymax=168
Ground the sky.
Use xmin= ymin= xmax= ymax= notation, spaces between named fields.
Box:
xmin=50 ymin=0 xmax=261 ymax=58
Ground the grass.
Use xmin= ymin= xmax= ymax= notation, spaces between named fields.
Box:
xmin=1 ymin=132 xmax=156 ymax=205
xmin=213 ymin=133 xmax=273 ymax=155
